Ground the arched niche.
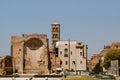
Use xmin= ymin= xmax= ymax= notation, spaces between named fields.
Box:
xmin=24 ymin=38 xmax=43 ymax=50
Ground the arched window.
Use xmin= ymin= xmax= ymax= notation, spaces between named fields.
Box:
xmin=64 ymin=48 xmax=68 ymax=54
xmin=64 ymin=48 xmax=68 ymax=57
xmin=55 ymin=28 xmax=58 ymax=31
xmin=53 ymin=34 xmax=58 ymax=38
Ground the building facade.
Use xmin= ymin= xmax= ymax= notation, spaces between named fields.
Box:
xmin=56 ymin=41 xmax=87 ymax=74
xmin=8 ymin=22 xmax=88 ymax=75
xmin=11 ymin=33 xmax=50 ymax=74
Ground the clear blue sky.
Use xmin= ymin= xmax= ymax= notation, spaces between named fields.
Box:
xmin=0 ymin=0 xmax=120 ymax=59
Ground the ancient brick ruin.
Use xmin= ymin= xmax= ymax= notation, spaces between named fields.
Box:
xmin=11 ymin=34 xmax=50 ymax=74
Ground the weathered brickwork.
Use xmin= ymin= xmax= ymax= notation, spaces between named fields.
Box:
xmin=88 ymin=42 xmax=120 ymax=72
xmin=11 ymin=34 xmax=49 ymax=74
xmin=0 ymin=56 xmax=12 ymax=75
xmin=50 ymin=22 xmax=61 ymax=73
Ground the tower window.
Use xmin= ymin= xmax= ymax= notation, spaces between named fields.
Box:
xmin=53 ymin=34 xmax=55 ymax=38
xmin=52 ymin=27 xmax=59 ymax=32
xmin=52 ymin=28 xmax=56 ymax=31
xmin=53 ymin=34 xmax=58 ymax=38
xmin=55 ymin=34 xmax=58 ymax=37
xmin=55 ymin=28 xmax=58 ymax=31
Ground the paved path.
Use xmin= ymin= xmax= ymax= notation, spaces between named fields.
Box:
xmin=0 ymin=77 xmax=63 ymax=80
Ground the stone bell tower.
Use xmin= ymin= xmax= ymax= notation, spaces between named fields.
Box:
xmin=51 ymin=22 xmax=60 ymax=48
xmin=50 ymin=22 xmax=61 ymax=72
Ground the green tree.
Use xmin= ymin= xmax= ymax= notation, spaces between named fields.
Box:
xmin=104 ymin=49 xmax=120 ymax=69
xmin=92 ymin=62 xmax=103 ymax=74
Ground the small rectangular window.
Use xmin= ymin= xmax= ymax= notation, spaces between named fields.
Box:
xmin=80 ymin=61 xmax=82 ymax=64
xmin=60 ymin=51 xmax=62 ymax=55
xmin=19 ymin=49 xmax=21 ymax=51
xmin=65 ymin=44 xmax=68 ymax=46
xmin=71 ymin=51 xmax=72 ymax=55
xmin=72 ymin=61 xmax=75 ymax=65
xmin=65 ymin=61 xmax=68 ymax=65
xmin=80 ymin=52 xmax=82 ymax=56
xmin=60 ymin=60 xmax=62 ymax=65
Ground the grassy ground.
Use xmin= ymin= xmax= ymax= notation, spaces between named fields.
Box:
xmin=65 ymin=75 xmax=115 ymax=80
xmin=65 ymin=75 xmax=99 ymax=80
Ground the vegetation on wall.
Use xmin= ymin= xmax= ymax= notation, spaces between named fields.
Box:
xmin=92 ymin=62 xmax=103 ymax=74
xmin=103 ymin=49 xmax=120 ymax=69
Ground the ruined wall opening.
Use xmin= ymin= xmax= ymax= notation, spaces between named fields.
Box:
xmin=23 ymin=38 xmax=46 ymax=73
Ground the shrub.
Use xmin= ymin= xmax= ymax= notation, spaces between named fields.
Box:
xmin=34 ymin=74 xmax=64 ymax=78
xmin=0 ymin=75 xmax=20 ymax=77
